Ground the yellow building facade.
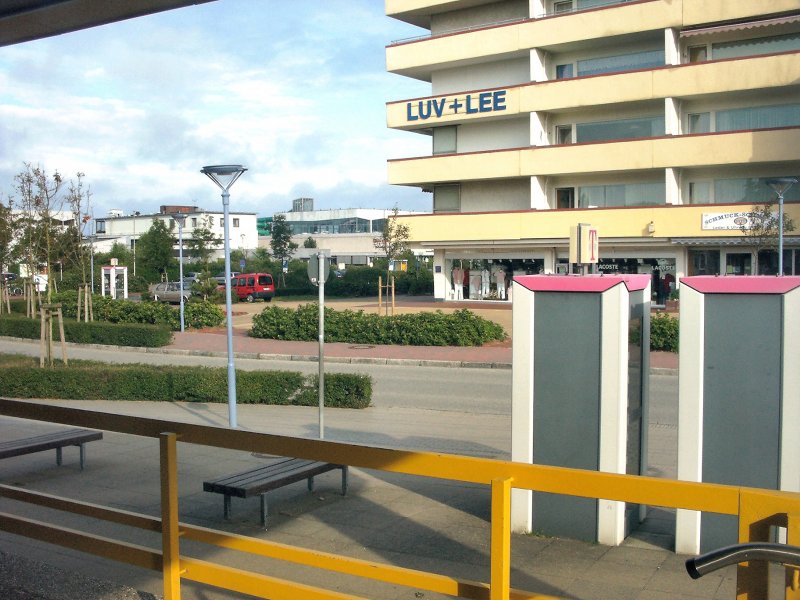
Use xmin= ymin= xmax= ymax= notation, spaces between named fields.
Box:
xmin=385 ymin=0 xmax=800 ymax=303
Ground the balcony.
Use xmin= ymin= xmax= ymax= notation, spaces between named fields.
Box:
xmin=387 ymin=51 xmax=800 ymax=130
xmin=388 ymin=127 xmax=800 ymax=185
xmin=396 ymin=203 xmax=800 ymax=245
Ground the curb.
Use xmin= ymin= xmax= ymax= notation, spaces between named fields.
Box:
xmin=0 ymin=336 xmax=678 ymax=373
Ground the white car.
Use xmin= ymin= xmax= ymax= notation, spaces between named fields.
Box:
xmin=149 ymin=281 xmax=192 ymax=303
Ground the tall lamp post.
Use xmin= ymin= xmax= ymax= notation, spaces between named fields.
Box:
xmin=132 ymin=211 xmax=140 ymax=277
xmin=172 ymin=213 xmax=187 ymax=332
xmin=765 ymin=177 xmax=798 ymax=276
xmin=201 ymin=164 xmax=247 ymax=428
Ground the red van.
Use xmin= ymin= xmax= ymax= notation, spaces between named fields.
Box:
xmin=229 ymin=273 xmax=275 ymax=302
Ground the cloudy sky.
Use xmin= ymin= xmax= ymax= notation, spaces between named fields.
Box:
xmin=0 ymin=0 xmax=430 ymax=220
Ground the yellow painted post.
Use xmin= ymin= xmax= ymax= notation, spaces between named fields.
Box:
xmin=160 ymin=433 xmax=182 ymax=600
xmin=491 ymin=477 xmax=512 ymax=600
xmin=737 ymin=489 xmax=782 ymax=600
xmin=786 ymin=513 xmax=800 ymax=599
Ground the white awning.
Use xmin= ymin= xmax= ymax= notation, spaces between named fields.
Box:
xmin=681 ymin=14 xmax=800 ymax=38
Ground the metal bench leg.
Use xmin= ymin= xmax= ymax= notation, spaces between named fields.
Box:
xmin=79 ymin=443 xmax=86 ymax=470
xmin=260 ymin=494 xmax=268 ymax=529
xmin=56 ymin=447 xmax=62 ymax=466
xmin=341 ymin=466 xmax=348 ymax=496
xmin=223 ymin=495 xmax=231 ymax=520
xmin=308 ymin=476 xmax=314 ymax=492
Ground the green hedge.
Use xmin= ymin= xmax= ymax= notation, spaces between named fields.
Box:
xmin=650 ymin=313 xmax=679 ymax=353
xmin=0 ymin=356 xmax=372 ymax=408
xmin=0 ymin=314 xmax=172 ymax=347
xmin=250 ymin=303 xmax=507 ymax=347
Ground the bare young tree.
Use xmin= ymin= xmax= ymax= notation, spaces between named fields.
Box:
xmin=14 ymin=163 xmax=64 ymax=302
xmin=373 ymin=206 xmax=410 ymax=280
xmin=739 ymin=204 xmax=796 ymax=274
xmin=63 ymin=172 xmax=93 ymax=285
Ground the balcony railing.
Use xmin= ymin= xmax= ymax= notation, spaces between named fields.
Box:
xmin=1 ymin=397 xmax=799 ymax=599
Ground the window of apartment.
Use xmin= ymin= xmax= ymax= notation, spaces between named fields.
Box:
xmin=578 ymin=182 xmax=666 ymax=208
xmin=233 ymin=218 xmax=240 ymax=227
xmin=688 ymin=45 xmax=708 ymax=63
xmin=433 ymin=126 xmax=457 ymax=155
xmin=95 ymin=220 xmax=106 ymax=234
xmin=556 ymin=188 xmax=575 ymax=209
xmin=191 ymin=217 xmax=197 ymax=227
xmin=555 ymin=63 xmax=574 ymax=79
xmin=208 ymin=216 xmax=215 ymax=227
xmin=688 ymin=177 xmax=800 ymax=204
xmin=687 ymin=112 xmax=711 ymax=134
xmin=575 ymin=115 xmax=665 ymax=143
xmin=713 ymin=32 xmax=800 ymax=61
xmin=576 ymin=49 xmax=664 ymax=77
xmin=550 ymin=0 xmax=630 ymax=14
xmin=716 ymin=103 xmax=800 ymax=132
xmin=555 ymin=125 xmax=573 ymax=144
xmin=433 ymin=185 xmax=460 ymax=213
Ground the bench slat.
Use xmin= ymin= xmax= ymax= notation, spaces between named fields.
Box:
xmin=204 ymin=458 xmax=343 ymax=498
xmin=0 ymin=429 xmax=103 ymax=460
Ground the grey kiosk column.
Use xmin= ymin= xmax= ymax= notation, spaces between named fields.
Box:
xmin=511 ymin=275 xmax=651 ymax=545
xmin=676 ymin=276 xmax=800 ymax=555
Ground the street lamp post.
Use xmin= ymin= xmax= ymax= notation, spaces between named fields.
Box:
xmin=765 ymin=177 xmax=798 ymax=276
xmin=172 ymin=213 xmax=187 ymax=332
xmin=201 ymin=164 xmax=247 ymax=428
xmin=132 ymin=211 xmax=140 ymax=277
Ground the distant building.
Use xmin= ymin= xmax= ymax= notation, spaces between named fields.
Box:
xmin=265 ymin=202 xmax=430 ymax=266
xmin=93 ymin=205 xmax=257 ymax=261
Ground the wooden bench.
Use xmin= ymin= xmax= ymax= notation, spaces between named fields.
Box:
xmin=203 ymin=457 xmax=348 ymax=528
xmin=0 ymin=428 xmax=103 ymax=470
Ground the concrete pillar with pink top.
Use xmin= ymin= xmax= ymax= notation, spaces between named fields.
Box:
xmin=511 ymin=274 xmax=651 ymax=545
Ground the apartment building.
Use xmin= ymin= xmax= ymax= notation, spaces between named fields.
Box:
xmin=385 ymin=0 xmax=800 ymax=303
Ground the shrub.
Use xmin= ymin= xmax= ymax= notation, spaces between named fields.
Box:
xmin=0 ymin=356 xmax=372 ymax=408
xmin=250 ymin=304 xmax=506 ymax=346
xmin=650 ymin=313 xmax=679 ymax=352
xmin=0 ymin=313 xmax=172 ymax=347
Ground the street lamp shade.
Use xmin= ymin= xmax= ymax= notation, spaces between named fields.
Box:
xmin=765 ymin=177 xmax=798 ymax=197
xmin=171 ymin=213 xmax=187 ymax=227
xmin=201 ymin=164 xmax=247 ymax=191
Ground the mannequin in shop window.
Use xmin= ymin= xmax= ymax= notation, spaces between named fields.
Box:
xmin=452 ymin=264 xmax=464 ymax=300
xmin=493 ymin=267 xmax=507 ymax=300
xmin=481 ymin=267 xmax=490 ymax=299
xmin=470 ymin=270 xmax=481 ymax=299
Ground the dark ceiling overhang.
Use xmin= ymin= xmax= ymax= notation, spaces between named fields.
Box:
xmin=0 ymin=0 xmax=215 ymax=47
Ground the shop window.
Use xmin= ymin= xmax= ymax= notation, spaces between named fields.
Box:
xmin=433 ymin=185 xmax=460 ymax=213
xmin=689 ymin=249 xmax=720 ymax=276
xmin=433 ymin=126 xmax=457 ymax=155
xmin=556 ymin=188 xmax=575 ymax=209
xmin=725 ymin=252 xmax=752 ymax=275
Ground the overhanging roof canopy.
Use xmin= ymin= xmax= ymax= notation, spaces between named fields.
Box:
xmin=0 ymin=0 xmax=214 ymax=47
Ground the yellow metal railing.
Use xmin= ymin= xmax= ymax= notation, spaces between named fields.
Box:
xmin=1 ymin=397 xmax=800 ymax=600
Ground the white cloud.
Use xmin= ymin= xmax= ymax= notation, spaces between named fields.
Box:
xmin=0 ymin=0 xmax=430 ymax=218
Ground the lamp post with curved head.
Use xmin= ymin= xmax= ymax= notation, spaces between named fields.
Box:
xmin=765 ymin=177 xmax=798 ymax=276
xmin=172 ymin=213 xmax=187 ymax=332
xmin=200 ymin=164 xmax=247 ymax=428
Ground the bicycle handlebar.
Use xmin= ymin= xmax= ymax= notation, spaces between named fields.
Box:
xmin=686 ymin=543 xmax=800 ymax=579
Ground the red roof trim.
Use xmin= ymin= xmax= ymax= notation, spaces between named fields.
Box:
xmin=513 ymin=274 xmax=651 ymax=293
xmin=681 ymin=276 xmax=800 ymax=294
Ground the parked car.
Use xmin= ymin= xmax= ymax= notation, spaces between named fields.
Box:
xmin=149 ymin=281 xmax=193 ymax=303
xmin=225 ymin=273 xmax=275 ymax=302
xmin=1 ymin=272 xmax=16 ymax=282
xmin=213 ymin=271 xmax=240 ymax=284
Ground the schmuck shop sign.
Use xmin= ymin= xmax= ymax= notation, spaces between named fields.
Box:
xmin=702 ymin=212 xmax=756 ymax=231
